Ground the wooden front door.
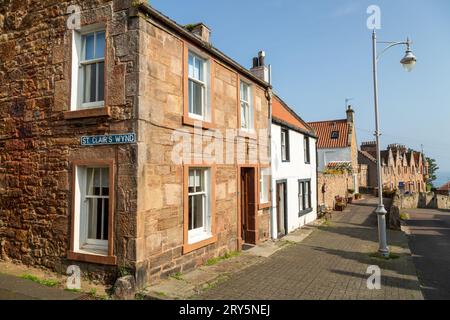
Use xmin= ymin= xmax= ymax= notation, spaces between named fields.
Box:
xmin=276 ymin=181 xmax=287 ymax=237
xmin=240 ymin=168 xmax=257 ymax=245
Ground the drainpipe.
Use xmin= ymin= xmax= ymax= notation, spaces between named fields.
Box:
xmin=266 ymin=65 xmax=274 ymax=239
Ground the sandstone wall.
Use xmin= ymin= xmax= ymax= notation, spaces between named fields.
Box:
xmin=359 ymin=164 xmax=368 ymax=188
xmin=317 ymin=173 xmax=355 ymax=209
xmin=134 ymin=14 xmax=271 ymax=285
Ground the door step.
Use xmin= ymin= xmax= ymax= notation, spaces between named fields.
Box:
xmin=242 ymin=243 xmax=256 ymax=251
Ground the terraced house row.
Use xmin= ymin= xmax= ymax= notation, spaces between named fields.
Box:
xmin=359 ymin=142 xmax=429 ymax=193
xmin=0 ymin=0 xmax=318 ymax=288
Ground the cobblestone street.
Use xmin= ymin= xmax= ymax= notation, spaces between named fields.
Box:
xmin=197 ymin=198 xmax=423 ymax=300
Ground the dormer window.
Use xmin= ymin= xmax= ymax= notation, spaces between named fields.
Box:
xmin=331 ymin=131 xmax=339 ymax=139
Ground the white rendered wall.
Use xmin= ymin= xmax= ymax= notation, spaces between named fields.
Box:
xmin=270 ymin=123 xmax=318 ymax=239
xmin=317 ymin=147 xmax=352 ymax=172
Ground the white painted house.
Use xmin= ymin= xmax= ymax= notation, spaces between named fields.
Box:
xmin=308 ymin=106 xmax=359 ymax=193
xmin=270 ymin=95 xmax=318 ymax=239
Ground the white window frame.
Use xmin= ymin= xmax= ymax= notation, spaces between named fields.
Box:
xmin=299 ymin=180 xmax=312 ymax=214
xmin=260 ymin=168 xmax=270 ymax=204
xmin=281 ymin=128 xmax=289 ymax=162
xmin=71 ymin=24 xmax=105 ymax=111
xmin=188 ymin=51 xmax=211 ymax=121
xmin=188 ymin=168 xmax=212 ymax=244
xmin=304 ymin=136 xmax=310 ymax=164
xmin=240 ymin=80 xmax=254 ymax=131
xmin=74 ymin=166 xmax=109 ymax=256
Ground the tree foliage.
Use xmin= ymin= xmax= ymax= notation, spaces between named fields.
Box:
xmin=426 ymin=157 xmax=439 ymax=187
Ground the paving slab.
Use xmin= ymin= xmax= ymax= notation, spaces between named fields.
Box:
xmin=197 ymin=197 xmax=423 ymax=300
xmin=0 ymin=273 xmax=82 ymax=300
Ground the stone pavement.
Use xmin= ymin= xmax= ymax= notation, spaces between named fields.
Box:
xmin=143 ymin=220 xmax=321 ymax=300
xmin=403 ymin=208 xmax=450 ymax=300
xmin=0 ymin=273 xmax=82 ymax=300
xmin=197 ymin=197 xmax=423 ymax=300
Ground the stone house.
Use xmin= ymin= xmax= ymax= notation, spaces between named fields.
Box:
xmin=308 ymin=106 xmax=359 ymax=193
xmin=436 ymin=182 xmax=450 ymax=195
xmin=0 ymin=0 xmax=272 ymax=287
xmin=359 ymin=142 xmax=428 ymax=193
xmin=270 ymin=95 xmax=317 ymax=239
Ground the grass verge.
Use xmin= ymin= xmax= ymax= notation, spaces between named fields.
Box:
xmin=205 ymin=251 xmax=240 ymax=267
xmin=20 ymin=274 xmax=60 ymax=287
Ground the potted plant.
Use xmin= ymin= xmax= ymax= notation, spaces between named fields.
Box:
xmin=354 ymin=193 xmax=362 ymax=200
xmin=335 ymin=196 xmax=346 ymax=211
xmin=335 ymin=200 xmax=346 ymax=211
xmin=347 ymin=189 xmax=355 ymax=204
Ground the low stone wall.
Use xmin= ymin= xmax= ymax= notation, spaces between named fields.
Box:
xmin=393 ymin=192 xmax=450 ymax=210
xmin=388 ymin=192 xmax=450 ymax=230
xmin=317 ymin=173 xmax=355 ymax=210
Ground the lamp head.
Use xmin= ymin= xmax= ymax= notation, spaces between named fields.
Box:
xmin=400 ymin=39 xmax=417 ymax=72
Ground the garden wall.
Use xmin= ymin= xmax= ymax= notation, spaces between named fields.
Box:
xmin=317 ymin=173 xmax=355 ymax=210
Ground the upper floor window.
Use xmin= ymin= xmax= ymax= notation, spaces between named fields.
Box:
xmin=188 ymin=52 xmax=210 ymax=121
xmin=71 ymin=26 xmax=105 ymax=110
xmin=331 ymin=131 xmax=339 ymax=139
xmin=304 ymin=136 xmax=310 ymax=164
xmin=240 ymin=81 xmax=254 ymax=131
xmin=281 ymin=128 xmax=290 ymax=162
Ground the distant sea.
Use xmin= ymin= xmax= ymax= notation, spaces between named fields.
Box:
xmin=435 ymin=171 xmax=450 ymax=188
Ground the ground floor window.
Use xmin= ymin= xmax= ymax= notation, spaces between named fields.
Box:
xmin=259 ymin=167 xmax=270 ymax=205
xmin=187 ymin=168 xmax=212 ymax=244
xmin=74 ymin=164 xmax=112 ymax=256
xmin=299 ymin=180 xmax=312 ymax=214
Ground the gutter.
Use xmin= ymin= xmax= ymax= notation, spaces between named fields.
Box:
xmin=134 ymin=3 xmax=271 ymax=90
xmin=272 ymin=118 xmax=318 ymax=139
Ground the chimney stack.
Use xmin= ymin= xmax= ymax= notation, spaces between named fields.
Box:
xmin=361 ymin=141 xmax=377 ymax=154
xmin=346 ymin=105 xmax=354 ymax=124
xmin=186 ymin=23 xmax=211 ymax=44
xmin=250 ymin=51 xmax=270 ymax=83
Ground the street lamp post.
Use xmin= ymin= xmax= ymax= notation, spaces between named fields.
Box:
xmin=371 ymin=30 xmax=417 ymax=257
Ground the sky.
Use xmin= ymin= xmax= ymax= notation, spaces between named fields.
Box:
xmin=150 ymin=0 xmax=450 ymax=186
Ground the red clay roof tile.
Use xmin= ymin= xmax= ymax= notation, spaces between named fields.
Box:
xmin=272 ymin=95 xmax=315 ymax=136
xmin=308 ymin=119 xmax=349 ymax=149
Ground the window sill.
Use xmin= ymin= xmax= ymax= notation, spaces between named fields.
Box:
xmin=183 ymin=235 xmax=217 ymax=254
xmin=258 ymin=202 xmax=271 ymax=210
xmin=237 ymin=129 xmax=257 ymax=139
xmin=67 ymin=251 xmax=117 ymax=266
xmin=183 ymin=115 xmax=215 ymax=130
xmin=299 ymin=208 xmax=313 ymax=217
xmin=64 ymin=107 xmax=111 ymax=120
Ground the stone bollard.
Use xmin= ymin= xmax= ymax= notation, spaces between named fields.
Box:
xmin=113 ymin=275 xmax=136 ymax=300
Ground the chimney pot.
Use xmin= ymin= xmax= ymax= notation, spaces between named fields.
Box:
xmin=250 ymin=50 xmax=269 ymax=83
xmin=258 ymin=51 xmax=266 ymax=66
xmin=253 ymin=57 xmax=259 ymax=68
